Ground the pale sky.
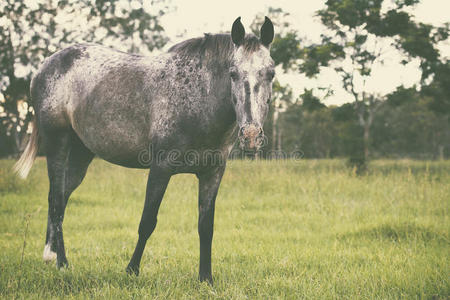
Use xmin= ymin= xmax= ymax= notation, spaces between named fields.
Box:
xmin=160 ymin=0 xmax=450 ymax=105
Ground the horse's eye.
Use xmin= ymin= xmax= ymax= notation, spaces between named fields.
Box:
xmin=230 ymin=71 xmax=239 ymax=81
xmin=267 ymin=71 xmax=275 ymax=81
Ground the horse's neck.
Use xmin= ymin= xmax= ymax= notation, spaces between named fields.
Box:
xmin=152 ymin=52 xmax=237 ymax=138
xmin=205 ymin=65 xmax=236 ymax=119
xmin=198 ymin=62 xmax=237 ymax=144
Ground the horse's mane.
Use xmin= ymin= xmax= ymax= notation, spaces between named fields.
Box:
xmin=168 ymin=33 xmax=261 ymax=66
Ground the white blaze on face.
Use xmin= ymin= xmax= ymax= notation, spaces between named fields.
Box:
xmin=232 ymin=46 xmax=274 ymax=127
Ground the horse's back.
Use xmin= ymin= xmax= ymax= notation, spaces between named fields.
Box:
xmin=32 ymin=44 xmax=160 ymax=166
xmin=32 ymin=44 xmax=136 ymax=125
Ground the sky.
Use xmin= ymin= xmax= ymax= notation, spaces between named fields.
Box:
xmin=160 ymin=0 xmax=450 ymax=105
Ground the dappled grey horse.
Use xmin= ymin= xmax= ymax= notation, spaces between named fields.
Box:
xmin=14 ymin=17 xmax=275 ymax=283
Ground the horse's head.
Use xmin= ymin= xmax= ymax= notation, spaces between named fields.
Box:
xmin=229 ymin=17 xmax=275 ymax=150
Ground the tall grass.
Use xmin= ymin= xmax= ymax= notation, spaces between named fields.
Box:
xmin=0 ymin=158 xmax=448 ymax=299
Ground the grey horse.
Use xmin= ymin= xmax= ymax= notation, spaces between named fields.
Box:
xmin=14 ymin=16 xmax=275 ymax=283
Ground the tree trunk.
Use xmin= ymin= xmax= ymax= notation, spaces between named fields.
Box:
xmin=272 ymin=102 xmax=279 ymax=158
xmin=277 ymin=126 xmax=282 ymax=152
xmin=363 ymin=123 xmax=370 ymax=161
xmin=438 ymin=145 xmax=444 ymax=161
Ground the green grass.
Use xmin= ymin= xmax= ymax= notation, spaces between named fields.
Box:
xmin=0 ymin=158 xmax=449 ymax=299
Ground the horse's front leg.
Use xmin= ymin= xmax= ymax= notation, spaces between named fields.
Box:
xmin=126 ymin=167 xmax=171 ymax=275
xmin=197 ymin=166 xmax=225 ymax=284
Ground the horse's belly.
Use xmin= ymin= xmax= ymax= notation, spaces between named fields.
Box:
xmin=71 ymin=100 xmax=150 ymax=168
xmin=77 ymin=125 xmax=148 ymax=168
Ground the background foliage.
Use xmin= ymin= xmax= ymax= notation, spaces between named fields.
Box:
xmin=0 ymin=0 xmax=449 ymax=162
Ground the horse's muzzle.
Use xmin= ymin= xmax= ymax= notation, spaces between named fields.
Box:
xmin=238 ymin=124 xmax=264 ymax=150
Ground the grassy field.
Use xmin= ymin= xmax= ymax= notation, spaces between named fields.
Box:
xmin=0 ymin=158 xmax=448 ymax=299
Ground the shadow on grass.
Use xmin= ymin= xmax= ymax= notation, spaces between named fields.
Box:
xmin=338 ymin=223 xmax=448 ymax=244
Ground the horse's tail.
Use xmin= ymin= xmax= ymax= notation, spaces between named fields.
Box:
xmin=13 ymin=118 xmax=39 ymax=179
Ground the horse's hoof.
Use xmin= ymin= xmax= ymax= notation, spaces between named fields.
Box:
xmin=126 ymin=264 xmax=139 ymax=276
xmin=43 ymin=244 xmax=57 ymax=263
xmin=199 ymin=274 xmax=213 ymax=285
xmin=57 ymin=259 xmax=69 ymax=269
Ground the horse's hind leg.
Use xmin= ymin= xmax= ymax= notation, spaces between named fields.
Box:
xmin=43 ymin=130 xmax=94 ymax=266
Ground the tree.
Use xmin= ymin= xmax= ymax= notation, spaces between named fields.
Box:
xmin=421 ymin=61 xmax=450 ymax=116
xmin=0 ymin=0 xmax=59 ymax=154
xmin=375 ymin=85 xmax=450 ymax=159
xmin=281 ymin=90 xmax=335 ymax=158
xmin=0 ymin=0 xmax=169 ymax=156
xmin=298 ymin=0 xmax=448 ymax=167
xmin=270 ymin=80 xmax=292 ymax=156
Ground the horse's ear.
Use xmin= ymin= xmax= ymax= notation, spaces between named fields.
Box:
xmin=260 ymin=16 xmax=274 ymax=47
xmin=231 ymin=17 xmax=245 ymax=46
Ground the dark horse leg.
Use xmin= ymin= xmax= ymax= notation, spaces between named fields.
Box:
xmin=44 ymin=130 xmax=94 ymax=266
xmin=197 ymin=167 xmax=225 ymax=284
xmin=126 ymin=167 xmax=171 ymax=275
